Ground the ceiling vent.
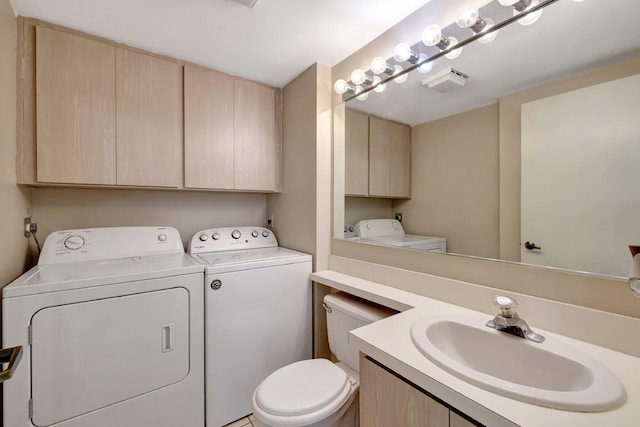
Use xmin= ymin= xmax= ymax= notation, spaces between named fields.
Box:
xmin=421 ymin=67 xmax=471 ymax=93
xmin=234 ymin=0 xmax=259 ymax=8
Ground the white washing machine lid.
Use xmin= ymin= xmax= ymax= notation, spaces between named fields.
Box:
xmin=254 ymin=359 xmax=348 ymax=417
xmin=361 ymin=234 xmax=445 ymax=247
xmin=3 ymin=253 xmax=203 ymax=298
xmin=191 ymin=247 xmax=312 ymax=274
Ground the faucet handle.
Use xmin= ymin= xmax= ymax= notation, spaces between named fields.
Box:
xmin=493 ymin=295 xmax=518 ymax=318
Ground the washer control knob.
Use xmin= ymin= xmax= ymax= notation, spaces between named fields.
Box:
xmin=251 ymin=230 xmax=259 ymax=238
xmin=64 ymin=235 xmax=85 ymax=251
xmin=231 ymin=230 xmax=241 ymax=239
xmin=212 ymin=232 xmax=221 ymax=240
xmin=262 ymin=230 xmax=270 ymax=238
xmin=158 ymin=234 xmax=167 ymax=242
xmin=199 ymin=234 xmax=208 ymax=242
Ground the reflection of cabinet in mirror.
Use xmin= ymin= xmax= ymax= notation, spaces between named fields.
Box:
xmin=345 ymin=109 xmax=411 ymax=199
xmin=360 ymin=354 xmax=477 ymax=427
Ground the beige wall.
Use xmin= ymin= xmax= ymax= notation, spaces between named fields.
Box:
xmin=344 ymin=197 xmax=394 ymax=227
xmin=0 ymin=0 xmax=32 ymax=288
xmin=31 ymin=188 xmax=266 ymax=248
xmin=395 ymin=104 xmax=499 ymax=258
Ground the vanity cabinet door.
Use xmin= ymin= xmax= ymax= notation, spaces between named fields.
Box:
xmin=360 ymin=354 xmax=449 ymax=427
xmin=184 ymin=65 xmax=235 ymax=190
xmin=345 ymin=109 xmax=369 ymax=196
xmin=369 ymin=116 xmax=411 ymax=198
xmin=36 ymin=26 xmax=117 ymax=185
xmin=116 ymin=49 xmax=182 ymax=187
xmin=450 ymin=412 xmax=477 ymax=427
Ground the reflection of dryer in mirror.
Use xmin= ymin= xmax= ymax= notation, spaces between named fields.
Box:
xmin=355 ymin=219 xmax=446 ymax=252
xmin=343 ymin=224 xmax=360 ymax=240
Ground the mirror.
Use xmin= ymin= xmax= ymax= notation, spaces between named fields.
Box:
xmin=339 ymin=0 xmax=640 ymax=278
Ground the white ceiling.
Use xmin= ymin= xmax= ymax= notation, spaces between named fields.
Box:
xmin=8 ymin=0 xmax=433 ymax=87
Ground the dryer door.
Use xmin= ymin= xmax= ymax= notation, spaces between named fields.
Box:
xmin=30 ymin=287 xmax=189 ymax=427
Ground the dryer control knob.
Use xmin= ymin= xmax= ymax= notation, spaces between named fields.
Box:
xmin=262 ymin=230 xmax=270 ymax=238
xmin=251 ymin=230 xmax=259 ymax=238
xmin=64 ymin=235 xmax=85 ymax=251
xmin=158 ymin=234 xmax=167 ymax=242
xmin=212 ymin=232 xmax=221 ymax=240
xmin=231 ymin=230 xmax=241 ymax=239
xmin=199 ymin=234 xmax=208 ymax=242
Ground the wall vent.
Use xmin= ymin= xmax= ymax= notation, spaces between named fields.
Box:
xmin=421 ymin=67 xmax=471 ymax=93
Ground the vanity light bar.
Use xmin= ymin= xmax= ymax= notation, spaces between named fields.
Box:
xmin=334 ymin=0 xmax=560 ymax=102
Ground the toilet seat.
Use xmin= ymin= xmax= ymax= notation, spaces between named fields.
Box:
xmin=253 ymin=359 xmax=354 ymax=427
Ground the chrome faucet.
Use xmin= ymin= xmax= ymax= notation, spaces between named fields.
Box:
xmin=486 ymin=295 xmax=545 ymax=343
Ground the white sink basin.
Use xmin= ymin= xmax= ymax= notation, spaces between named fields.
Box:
xmin=410 ymin=315 xmax=625 ymax=412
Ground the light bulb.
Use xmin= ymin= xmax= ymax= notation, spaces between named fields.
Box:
xmin=355 ymin=86 xmax=368 ymax=101
xmin=478 ymin=18 xmax=499 ymax=43
xmin=421 ymin=25 xmax=443 ymax=47
xmin=416 ymin=53 xmax=433 ymax=74
xmin=333 ymin=79 xmax=350 ymax=94
xmin=517 ymin=0 xmax=542 ymax=25
xmin=372 ymin=76 xmax=386 ymax=93
xmin=457 ymin=5 xmax=480 ymax=28
xmin=351 ymin=69 xmax=370 ymax=85
xmin=393 ymin=65 xmax=408 ymax=84
xmin=393 ymin=43 xmax=414 ymax=63
xmin=371 ymin=57 xmax=389 ymax=75
xmin=444 ymin=37 xmax=463 ymax=60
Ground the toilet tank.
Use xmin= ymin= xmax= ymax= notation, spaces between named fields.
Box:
xmin=324 ymin=292 xmax=395 ymax=373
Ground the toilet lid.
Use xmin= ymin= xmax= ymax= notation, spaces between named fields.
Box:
xmin=255 ymin=359 xmax=349 ymax=417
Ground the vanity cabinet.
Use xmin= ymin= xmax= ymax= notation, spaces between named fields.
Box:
xmin=184 ymin=64 xmax=279 ymax=192
xmin=360 ymin=355 xmax=478 ymax=427
xmin=35 ymin=26 xmax=182 ymax=187
xmin=344 ymin=110 xmax=411 ymax=198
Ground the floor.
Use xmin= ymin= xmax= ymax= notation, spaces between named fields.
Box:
xmin=225 ymin=414 xmax=256 ymax=427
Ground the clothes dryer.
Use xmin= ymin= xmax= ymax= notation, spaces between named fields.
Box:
xmin=188 ymin=227 xmax=312 ymax=427
xmin=2 ymin=227 xmax=204 ymax=427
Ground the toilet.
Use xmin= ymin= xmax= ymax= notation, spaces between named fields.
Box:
xmin=252 ymin=292 xmax=395 ymax=427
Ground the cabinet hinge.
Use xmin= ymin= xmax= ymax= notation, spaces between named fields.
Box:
xmin=28 ymin=324 xmax=33 ymax=346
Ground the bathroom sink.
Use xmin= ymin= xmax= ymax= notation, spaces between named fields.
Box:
xmin=410 ymin=315 xmax=625 ymax=411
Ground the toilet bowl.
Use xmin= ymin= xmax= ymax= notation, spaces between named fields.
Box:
xmin=252 ymin=293 xmax=395 ymax=427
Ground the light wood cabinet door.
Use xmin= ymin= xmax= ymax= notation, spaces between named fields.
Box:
xmin=184 ymin=65 xmax=235 ymax=190
xmin=345 ymin=109 xmax=369 ymax=196
xmin=450 ymin=412 xmax=477 ymax=427
xmin=360 ymin=354 xmax=449 ymax=427
xmin=369 ymin=116 xmax=411 ymax=198
xmin=115 ymin=49 xmax=182 ymax=187
xmin=234 ymin=79 xmax=277 ymax=191
xmin=36 ymin=26 xmax=116 ymax=185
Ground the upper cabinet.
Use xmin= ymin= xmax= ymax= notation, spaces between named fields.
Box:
xmin=36 ymin=27 xmax=117 ymax=185
xmin=35 ymin=26 xmax=182 ymax=187
xmin=344 ymin=110 xmax=411 ymax=199
xmin=184 ymin=65 xmax=280 ymax=192
xmin=19 ymin=20 xmax=281 ymax=193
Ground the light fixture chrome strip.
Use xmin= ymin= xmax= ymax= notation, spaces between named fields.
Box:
xmin=339 ymin=0 xmax=559 ymax=103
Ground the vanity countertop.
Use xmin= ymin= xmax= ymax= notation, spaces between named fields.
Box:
xmin=311 ymin=270 xmax=640 ymax=427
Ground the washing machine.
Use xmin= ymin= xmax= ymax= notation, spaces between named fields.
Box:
xmin=355 ymin=219 xmax=447 ymax=252
xmin=187 ymin=227 xmax=312 ymax=427
xmin=2 ymin=227 xmax=204 ymax=427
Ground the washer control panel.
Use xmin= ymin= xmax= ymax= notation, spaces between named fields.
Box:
xmin=38 ymin=227 xmax=185 ymax=265
xmin=187 ymin=227 xmax=277 ymax=254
